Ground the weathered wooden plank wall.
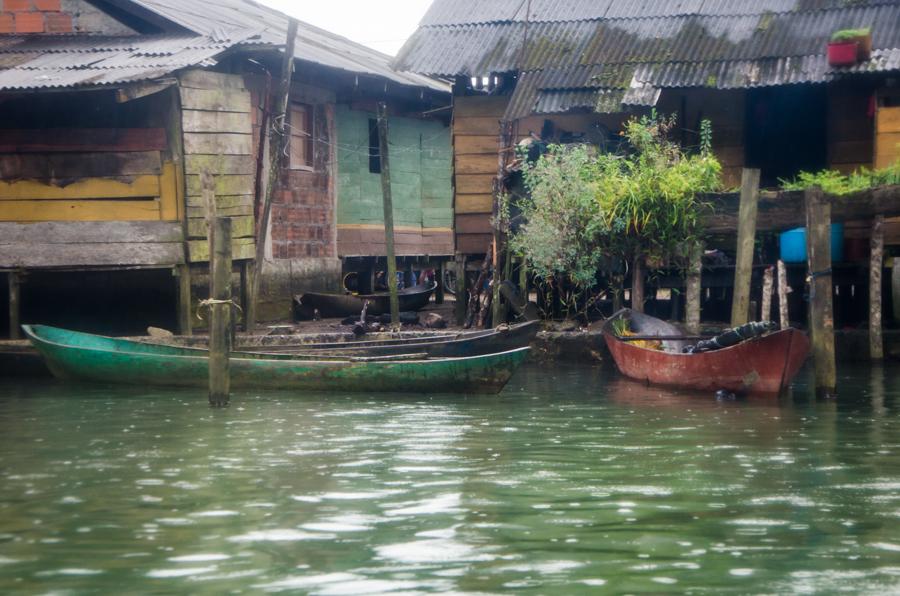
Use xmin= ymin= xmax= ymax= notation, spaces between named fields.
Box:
xmin=452 ymin=96 xmax=506 ymax=255
xmin=178 ymin=69 xmax=256 ymax=262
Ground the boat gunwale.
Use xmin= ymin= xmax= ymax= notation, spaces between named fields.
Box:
xmin=602 ymin=326 xmax=803 ymax=359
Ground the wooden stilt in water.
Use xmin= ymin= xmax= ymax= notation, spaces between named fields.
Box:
xmin=209 ymin=216 xmax=233 ymax=407
xmin=454 ymin=253 xmax=466 ymax=326
xmin=805 ymin=188 xmax=836 ymax=397
xmin=376 ymin=102 xmax=400 ymax=326
xmin=631 ymin=256 xmax=645 ymax=313
xmin=685 ymin=243 xmax=702 ymax=334
xmin=175 ymin=264 xmax=192 ymax=335
xmin=870 ymin=214 xmax=884 ymax=360
xmin=761 ymin=265 xmax=774 ymax=322
xmin=7 ymin=271 xmax=20 ymax=340
xmin=731 ymin=168 xmax=760 ymax=326
xmin=240 ymin=260 xmax=254 ymax=332
xmin=777 ymin=259 xmax=789 ymax=329
xmin=435 ymin=260 xmax=445 ymax=304
xmin=893 ymin=259 xmax=900 ymax=324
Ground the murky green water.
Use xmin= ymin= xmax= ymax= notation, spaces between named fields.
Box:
xmin=1 ymin=363 xmax=899 ymax=594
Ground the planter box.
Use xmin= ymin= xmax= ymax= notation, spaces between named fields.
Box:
xmin=828 ymin=41 xmax=859 ymax=66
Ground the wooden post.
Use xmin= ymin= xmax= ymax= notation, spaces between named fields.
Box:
xmin=777 ymin=259 xmax=789 ymax=329
xmin=249 ymin=18 xmax=299 ymax=331
xmin=631 ymin=256 xmax=645 ymax=313
xmin=518 ymin=256 xmax=527 ymax=295
xmin=175 ymin=264 xmax=192 ymax=335
xmin=491 ymin=121 xmax=514 ymax=327
xmin=240 ymin=261 xmax=255 ymax=332
xmin=685 ymin=244 xmax=702 ymax=334
xmin=209 ymin=216 xmax=232 ymax=407
xmin=454 ymin=253 xmax=466 ymax=326
xmin=761 ymin=266 xmax=774 ymax=322
xmin=870 ymin=214 xmax=884 ymax=360
xmin=731 ymin=168 xmax=760 ymax=326
xmin=376 ymin=102 xmax=400 ymax=326
xmin=805 ymin=188 xmax=836 ymax=397
xmin=7 ymin=271 xmax=20 ymax=340
xmin=435 ymin=260 xmax=445 ymax=304
xmin=893 ymin=259 xmax=900 ymax=324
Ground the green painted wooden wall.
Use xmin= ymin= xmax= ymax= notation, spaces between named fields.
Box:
xmin=336 ymin=105 xmax=452 ymax=229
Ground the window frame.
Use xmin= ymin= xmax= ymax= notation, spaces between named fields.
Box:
xmin=289 ymin=102 xmax=314 ymax=171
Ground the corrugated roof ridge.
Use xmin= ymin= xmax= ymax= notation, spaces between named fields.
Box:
xmin=414 ymin=0 xmax=900 ymax=28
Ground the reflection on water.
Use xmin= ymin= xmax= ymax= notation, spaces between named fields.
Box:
xmin=1 ymin=362 xmax=899 ymax=593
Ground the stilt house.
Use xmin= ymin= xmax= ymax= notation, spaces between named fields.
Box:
xmin=0 ymin=0 xmax=451 ymax=337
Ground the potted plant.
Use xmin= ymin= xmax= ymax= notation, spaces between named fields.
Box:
xmin=829 ymin=28 xmax=872 ymax=64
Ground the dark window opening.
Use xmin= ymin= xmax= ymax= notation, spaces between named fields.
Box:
xmin=745 ymin=86 xmax=827 ymax=187
xmin=368 ymin=118 xmax=381 ymax=174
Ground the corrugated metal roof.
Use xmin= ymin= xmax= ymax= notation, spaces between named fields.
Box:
xmin=397 ymin=0 xmax=900 ymax=115
xmin=130 ymin=0 xmax=448 ymax=91
xmin=0 ymin=30 xmax=257 ymax=91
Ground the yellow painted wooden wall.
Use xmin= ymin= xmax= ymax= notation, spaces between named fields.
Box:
xmin=0 ymin=151 xmax=179 ymax=223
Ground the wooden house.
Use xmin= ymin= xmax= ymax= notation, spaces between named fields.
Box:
xmin=394 ymin=0 xmax=900 ymax=257
xmin=0 ymin=0 xmax=450 ymax=337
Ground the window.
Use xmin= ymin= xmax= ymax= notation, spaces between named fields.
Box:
xmin=368 ymin=118 xmax=381 ymax=174
xmin=289 ymin=103 xmax=313 ymax=170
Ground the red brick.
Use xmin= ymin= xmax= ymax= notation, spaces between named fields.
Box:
xmin=15 ymin=11 xmax=43 ymax=32
xmin=44 ymin=11 xmax=70 ymax=32
xmin=0 ymin=13 xmax=13 ymax=32
xmin=3 ymin=0 xmax=31 ymax=12
xmin=32 ymin=0 xmax=59 ymax=10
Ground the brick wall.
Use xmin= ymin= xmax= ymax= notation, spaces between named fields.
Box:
xmin=0 ymin=0 xmax=71 ymax=33
xmin=270 ymin=103 xmax=336 ymax=260
xmin=0 ymin=0 xmax=136 ymax=35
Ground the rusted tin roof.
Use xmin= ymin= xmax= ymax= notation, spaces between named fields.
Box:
xmin=130 ymin=0 xmax=448 ymax=91
xmin=0 ymin=30 xmax=258 ymax=91
xmin=395 ymin=0 xmax=900 ymax=116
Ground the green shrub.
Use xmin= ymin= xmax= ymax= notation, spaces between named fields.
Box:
xmin=831 ymin=27 xmax=870 ymax=42
xmin=781 ymin=160 xmax=900 ymax=195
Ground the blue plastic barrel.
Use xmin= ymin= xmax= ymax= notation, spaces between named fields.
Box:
xmin=779 ymin=224 xmax=844 ymax=263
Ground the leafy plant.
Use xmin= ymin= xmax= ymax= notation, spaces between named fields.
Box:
xmin=831 ymin=27 xmax=870 ymax=42
xmin=781 ymin=160 xmax=900 ymax=195
xmin=510 ymin=112 xmax=722 ymax=319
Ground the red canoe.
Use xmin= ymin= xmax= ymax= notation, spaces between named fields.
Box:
xmin=602 ymin=310 xmax=810 ymax=395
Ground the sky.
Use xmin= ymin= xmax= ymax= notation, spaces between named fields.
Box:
xmin=256 ymin=0 xmax=433 ymax=56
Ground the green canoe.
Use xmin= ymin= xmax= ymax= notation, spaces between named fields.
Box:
xmin=22 ymin=325 xmax=529 ymax=394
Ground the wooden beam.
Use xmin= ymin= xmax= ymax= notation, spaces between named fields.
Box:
xmin=805 ymin=189 xmax=837 ymax=397
xmin=777 ymin=259 xmax=789 ymax=329
xmin=761 ymin=265 xmax=774 ymax=322
xmin=378 ymin=101 xmax=400 ymax=326
xmin=491 ymin=120 xmax=513 ymax=327
xmin=8 ymin=271 xmax=20 ymax=340
xmin=0 ymin=174 xmax=161 ymax=201
xmin=706 ymin=185 xmax=900 ymax=233
xmin=208 ymin=216 xmax=232 ymax=407
xmin=241 ymin=260 xmax=255 ymax=332
xmin=632 ymin=256 xmax=645 ymax=313
xmin=175 ymin=264 xmax=192 ymax=336
xmin=685 ymin=243 xmax=702 ymax=334
xmin=454 ymin=252 xmax=466 ymax=326
xmin=731 ymin=168 xmax=760 ymax=326
xmin=249 ymin=17 xmax=299 ymax=331
xmin=0 ymin=128 xmax=167 ymax=153
xmin=870 ymin=215 xmax=884 ymax=359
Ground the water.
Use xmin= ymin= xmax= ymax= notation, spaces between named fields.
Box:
xmin=1 ymin=363 xmax=899 ymax=594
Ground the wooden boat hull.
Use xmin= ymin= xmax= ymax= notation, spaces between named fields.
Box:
xmin=603 ymin=312 xmax=810 ymax=395
xmin=23 ymin=325 xmax=529 ymax=394
xmin=296 ymin=282 xmax=436 ymax=318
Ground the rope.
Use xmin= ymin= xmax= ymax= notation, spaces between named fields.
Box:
xmin=805 ymin=268 xmax=832 ymax=301
xmin=196 ymin=298 xmax=244 ymax=320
